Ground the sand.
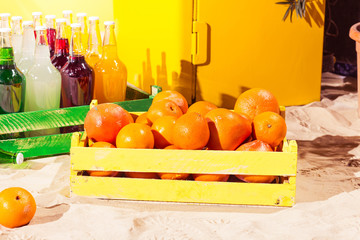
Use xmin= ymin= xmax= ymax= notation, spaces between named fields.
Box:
xmin=0 ymin=72 xmax=360 ymax=239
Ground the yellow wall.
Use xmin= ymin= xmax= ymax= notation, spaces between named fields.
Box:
xmin=0 ymin=0 xmax=113 ymax=29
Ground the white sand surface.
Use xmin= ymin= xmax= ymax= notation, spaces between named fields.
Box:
xmin=1 ymin=73 xmax=360 ymax=239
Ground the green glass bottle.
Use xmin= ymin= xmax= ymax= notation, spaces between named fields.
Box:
xmin=0 ymin=28 xmax=26 ymax=114
xmin=0 ymin=148 xmax=23 ymax=164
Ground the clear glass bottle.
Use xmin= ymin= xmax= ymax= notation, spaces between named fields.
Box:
xmin=32 ymin=12 xmax=43 ymax=28
xmin=76 ymin=13 xmax=88 ymax=53
xmin=0 ymin=13 xmax=11 ymax=28
xmin=51 ymin=18 xmax=69 ymax=71
xmin=62 ymin=10 xmax=73 ymax=41
xmin=45 ymin=15 xmax=56 ymax=58
xmin=94 ymin=21 xmax=127 ymax=103
xmin=25 ymin=26 xmax=61 ymax=112
xmin=85 ymin=16 xmax=101 ymax=69
xmin=0 ymin=28 xmax=26 ymax=114
xmin=60 ymin=23 xmax=94 ymax=108
xmin=17 ymin=21 xmax=35 ymax=75
xmin=11 ymin=16 xmax=23 ymax=63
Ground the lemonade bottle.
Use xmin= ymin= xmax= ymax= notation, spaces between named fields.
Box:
xmin=60 ymin=23 xmax=94 ymax=107
xmin=0 ymin=28 xmax=26 ymax=114
xmin=11 ymin=16 xmax=23 ymax=63
xmin=85 ymin=16 xmax=101 ymax=68
xmin=76 ymin=13 xmax=88 ymax=52
xmin=0 ymin=13 xmax=11 ymax=28
xmin=62 ymin=10 xmax=73 ymax=41
xmin=94 ymin=21 xmax=127 ymax=103
xmin=25 ymin=26 xmax=61 ymax=112
xmin=51 ymin=18 xmax=69 ymax=71
xmin=17 ymin=21 xmax=35 ymax=74
xmin=45 ymin=15 xmax=56 ymax=57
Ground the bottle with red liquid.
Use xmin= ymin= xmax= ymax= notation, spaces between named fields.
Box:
xmin=45 ymin=15 xmax=56 ymax=58
xmin=60 ymin=23 xmax=94 ymax=108
xmin=51 ymin=18 xmax=69 ymax=71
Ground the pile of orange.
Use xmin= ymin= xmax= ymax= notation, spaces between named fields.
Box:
xmin=83 ymin=88 xmax=287 ymax=183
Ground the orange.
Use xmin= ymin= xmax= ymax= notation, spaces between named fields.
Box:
xmin=84 ymin=103 xmax=133 ymax=145
xmin=253 ymin=111 xmax=287 ymax=148
xmin=146 ymin=99 xmax=183 ymax=124
xmin=205 ymin=108 xmax=252 ymax=150
xmin=116 ymin=123 xmax=154 ymax=149
xmin=152 ymin=90 xmax=188 ymax=114
xmin=151 ymin=115 xmax=177 ymax=149
xmin=193 ymin=174 xmax=229 ymax=182
xmin=135 ymin=112 xmax=152 ymax=126
xmin=158 ymin=172 xmax=189 ymax=180
xmin=234 ymin=88 xmax=280 ymax=121
xmin=164 ymin=145 xmax=181 ymax=149
xmin=173 ymin=112 xmax=210 ymax=150
xmin=187 ymin=101 xmax=217 ymax=117
xmin=87 ymin=141 xmax=118 ymax=177
xmin=124 ymin=172 xmax=158 ymax=179
xmin=235 ymin=140 xmax=275 ymax=183
xmin=0 ymin=187 xmax=36 ymax=228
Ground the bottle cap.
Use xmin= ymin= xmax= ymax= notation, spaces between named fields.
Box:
xmin=35 ymin=26 xmax=46 ymax=31
xmin=63 ymin=10 xmax=73 ymax=14
xmin=76 ymin=13 xmax=87 ymax=17
xmin=11 ymin=16 xmax=22 ymax=20
xmin=56 ymin=18 xmax=67 ymax=23
xmin=104 ymin=21 xmax=115 ymax=26
xmin=23 ymin=21 xmax=33 ymax=26
xmin=89 ymin=16 xmax=99 ymax=21
xmin=32 ymin=12 xmax=42 ymax=16
xmin=0 ymin=28 xmax=11 ymax=33
xmin=45 ymin=15 xmax=56 ymax=19
xmin=16 ymin=153 xmax=24 ymax=165
xmin=0 ymin=13 xmax=11 ymax=17
xmin=71 ymin=23 xmax=81 ymax=28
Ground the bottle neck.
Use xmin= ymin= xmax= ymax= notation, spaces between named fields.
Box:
xmin=88 ymin=21 xmax=101 ymax=55
xmin=54 ymin=22 xmax=69 ymax=56
xmin=70 ymin=27 xmax=85 ymax=57
xmin=22 ymin=27 xmax=35 ymax=54
xmin=102 ymin=25 xmax=118 ymax=59
xmin=34 ymin=29 xmax=51 ymax=61
xmin=0 ymin=47 xmax=14 ymax=66
xmin=11 ymin=20 xmax=22 ymax=35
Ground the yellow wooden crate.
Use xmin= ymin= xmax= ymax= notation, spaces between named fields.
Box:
xmin=70 ymin=130 xmax=297 ymax=207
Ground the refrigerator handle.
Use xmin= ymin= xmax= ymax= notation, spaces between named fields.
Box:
xmin=192 ymin=21 xmax=208 ymax=65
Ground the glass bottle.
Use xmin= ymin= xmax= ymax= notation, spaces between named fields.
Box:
xmin=0 ymin=13 xmax=11 ymax=28
xmin=32 ymin=12 xmax=43 ymax=28
xmin=51 ymin=18 xmax=69 ymax=71
xmin=45 ymin=15 xmax=56 ymax=58
xmin=0 ymin=28 xmax=26 ymax=114
xmin=25 ymin=26 xmax=61 ymax=112
xmin=11 ymin=16 xmax=23 ymax=63
xmin=0 ymin=149 xmax=24 ymax=164
xmin=17 ymin=21 xmax=35 ymax=75
xmin=60 ymin=23 xmax=94 ymax=108
xmin=62 ymin=10 xmax=73 ymax=41
xmin=85 ymin=16 xmax=101 ymax=69
xmin=94 ymin=21 xmax=127 ymax=103
xmin=76 ymin=13 xmax=88 ymax=52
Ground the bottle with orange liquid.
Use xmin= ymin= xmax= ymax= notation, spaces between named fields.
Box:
xmin=85 ymin=16 xmax=101 ymax=69
xmin=76 ymin=13 xmax=88 ymax=53
xmin=94 ymin=21 xmax=127 ymax=103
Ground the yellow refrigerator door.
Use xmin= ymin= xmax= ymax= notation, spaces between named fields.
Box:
xmin=194 ymin=0 xmax=326 ymax=107
xmin=113 ymin=0 xmax=194 ymax=102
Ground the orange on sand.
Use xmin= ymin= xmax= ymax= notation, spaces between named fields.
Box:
xmin=84 ymin=103 xmax=134 ymax=145
xmin=187 ymin=101 xmax=218 ymax=117
xmin=234 ymin=88 xmax=280 ymax=121
xmin=205 ymin=108 xmax=252 ymax=150
xmin=151 ymin=115 xmax=177 ymax=149
xmin=235 ymin=140 xmax=275 ymax=183
xmin=152 ymin=90 xmax=188 ymax=114
xmin=124 ymin=172 xmax=158 ymax=179
xmin=193 ymin=174 xmax=229 ymax=182
xmin=253 ymin=111 xmax=287 ymax=148
xmin=173 ymin=112 xmax=210 ymax=150
xmin=116 ymin=123 xmax=154 ymax=149
xmin=146 ymin=99 xmax=183 ymax=124
xmin=0 ymin=187 xmax=36 ymax=228
xmin=87 ymin=141 xmax=118 ymax=177
xmin=135 ymin=112 xmax=152 ymax=126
